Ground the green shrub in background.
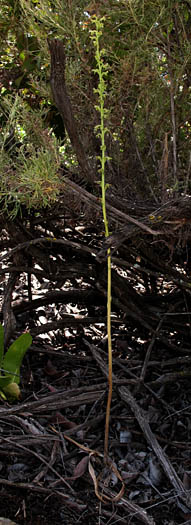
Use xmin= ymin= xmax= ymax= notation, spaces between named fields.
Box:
xmin=0 ymin=324 xmax=32 ymax=400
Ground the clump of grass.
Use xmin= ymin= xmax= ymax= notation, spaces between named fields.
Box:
xmin=0 ymin=95 xmax=63 ymax=217
xmin=14 ymin=147 xmax=61 ymax=209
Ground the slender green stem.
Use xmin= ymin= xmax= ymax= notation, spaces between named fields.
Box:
xmin=104 ymin=246 xmax=112 ymax=459
xmin=90 ymin=16 xmax=112 ymax=461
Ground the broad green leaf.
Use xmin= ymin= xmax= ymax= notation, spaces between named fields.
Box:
xmin=0 ymin=375 xmax=14 ymax=389
xmin=0 ymin=325 xmax=4 ymax=368
xmin=3 ymin=333 xmax=32 ymax=384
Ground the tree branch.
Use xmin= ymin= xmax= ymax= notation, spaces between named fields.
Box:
xmin=48 ymin=39 xmax=92 ymax=182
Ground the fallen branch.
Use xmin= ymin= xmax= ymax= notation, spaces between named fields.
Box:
xmin=118 ymin=385 xmax=191 ymax=510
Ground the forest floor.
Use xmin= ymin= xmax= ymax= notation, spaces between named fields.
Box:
xmin=0 ymin=203 xmax=191 ymax=525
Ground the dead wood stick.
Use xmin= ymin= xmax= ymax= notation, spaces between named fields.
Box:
xmin=148 ymin=370 xmax=191 ymax=385
xmin=13 ymin=289 xmax=103 ymax=315
xmin=100 ymin=485 xmax=156 ymax=525
xmin=65 ymin=178 xmax=161 ymax=235
xmin=0 ymin=236 xmax=97 ymax=264
xmin=32 ymin=440 xmax=59 ymax=484
xmin=2 ymin=272 xmax=17 ymax=346
xmin=140 ymin=318 xmax=164 ymax=382
xmin=118 ymin=385 xmax=191 ymax=509
xmin=30 ymin=317 xmax=107 ymax=337
xmin=0 ymin=387 xmax=105 ymax=417
xmin=0 ymin=479 xmax=85 ymax=511
xmin=83 ymin=339 xmax=118 ymax=381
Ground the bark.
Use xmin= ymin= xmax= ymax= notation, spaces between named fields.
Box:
xmin=48 ymin=39 xmax=92 ymax=182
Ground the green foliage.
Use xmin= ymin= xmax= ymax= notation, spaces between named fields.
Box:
xmin=0 ymin=0 xmax=191 ymax=205
xmin=14 ymin=146 xmax=61 ymax=208
xmin=0 ymin=96 xmax=63 ymax=217
xmin=0 ymin=324 xmax=32 ymax=400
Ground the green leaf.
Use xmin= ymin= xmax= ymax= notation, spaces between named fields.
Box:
xmin=19 ymin=50 xmax=26 ymax=62
xmin=184 ymin=9 xmax=189 ymax=22
xmin=2 ymin=332 xmax=32 ymax=384
xmin=0 ymin=375 xmax=14 ymax=389
xmin=0 ymin=325 xmax=4 ymax=368
xmin=15 ymin=74 xmax=25 ymax=88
